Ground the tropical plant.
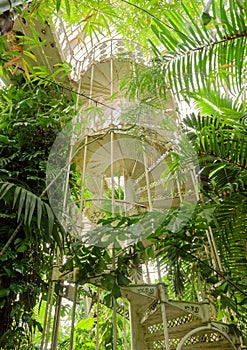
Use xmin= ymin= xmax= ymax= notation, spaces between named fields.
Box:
xmin=0 ymin=0 xmax=247 ymax=347
xmin=151 ymin=0 xmax=246 ymax=100
xmin=0 ymin=79 xmax=76 ymax=348
xmin=163 ymin=105 xmax=247 ymax=340
xmin=136 ymin=0 xmax=247 ymax=340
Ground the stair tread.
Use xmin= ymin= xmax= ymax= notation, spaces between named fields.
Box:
xmin=147 ymin=328 xmax=235 ymax=350
xmin=140 ymin=300 xmax=209 ymax=325
xmin=164 ymin=342 xmax=233 ymax=350
xmin=121 ymin=284 xmax=160 ymax=305
xmin=145 ymin=319 xmax=206 ymax=339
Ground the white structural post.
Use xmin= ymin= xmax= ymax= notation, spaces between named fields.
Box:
xmin=110 ymin=129 xmax=117 ymax=350
xmin=156 ymin=258 xmax=170 ymax=350
xmin=129 ymin=303 xmax=148 ymax=350
xmin=89 ymin=63 xmax=95 ymax=106
xmin=40 ymin=280 xmax=55 ymax=350
xmin=0 ymin=0 xmax=26 ymax=12
xmin=80 ymin=135 xmax=88 ymax=211
xmin=69 ymin=283 xmax=78 ymax=350
xmin=143 ymin=145 xmax=153 ymax=211
xmin=51 ymin=286 xmax=63 ymax=350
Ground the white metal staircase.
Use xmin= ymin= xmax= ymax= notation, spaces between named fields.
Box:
xmin=8 ymin=11 xmax=244 ymax=350
xmin=121 ymin=283 xmax=242 ymax=350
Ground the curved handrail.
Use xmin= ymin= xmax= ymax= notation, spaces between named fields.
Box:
xmin=176 ymin=325 xmax=237 ymax=350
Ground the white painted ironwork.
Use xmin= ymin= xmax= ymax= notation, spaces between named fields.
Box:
xmin=41 ymin=16 xmax=243 ymax=350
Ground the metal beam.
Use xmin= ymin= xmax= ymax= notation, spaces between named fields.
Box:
xmin=0 ymin=1 xmax=25 ymax=12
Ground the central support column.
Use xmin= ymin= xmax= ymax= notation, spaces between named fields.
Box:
xmin=129 ymin=303 xmax=148 ymax=350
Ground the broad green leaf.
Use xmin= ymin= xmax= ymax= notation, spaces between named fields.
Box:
xmin=13 ymin=186 xmax=21 ymax=209
xmin=64 ymin=0 xmax=70 ymax=18
xmin=117 ymin=273 xmax=130 ymax=286
xmin=27 ymin=192 xmax=36 ymax=227
xmin=44 ymin=203 xmax=54 ymax=237
xmin=0 ymin=182 xmax=14 ymax=201
xmin=56 ymin=0 xmax=62 ymax=13
xmin=17 ymin=188 xmax=27 ymax=222
xmin=0 ymin=288 xmax=10 ymax=298
xmin=24 ymin=191 xmax=32 ymax=226
xmin=76 ymin=317 xmax=96 ymax=330
xmin=209 ymin=164 xmax=227 ymax=178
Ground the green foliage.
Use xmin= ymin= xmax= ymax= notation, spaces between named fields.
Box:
xmin=0 ymin=181 xmax=53 ymax=233
xmin=0 ymin=82 xmax=74 ymax=191
xmin=0 ymin=79 xmax=76 ymax=347
xmin=0 ymin=0 xmax=246 ymax=346
xmin=0 ymin=236 xmax=46 ymax=349
xmin=162 ymin=106 xmax=247 ymax=332
xmin=146 ymin=0 xmax=247 ymax=101
xmin=55 ymin=287 xmax=130 ymax=350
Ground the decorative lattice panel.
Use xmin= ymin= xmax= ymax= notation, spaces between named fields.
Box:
xmin=184 ymin=332 xmax=224 ymax=345
xmin=168 ymin=313 xmax=196 ymax=328
xmin=146 ymin=331 xmax=234 ymax=350
xmin=146 ymin=313 xmax=198 ymax=336
xmin=147 ymin=323 xmax=164 ymax=335
xmin=153 ymin=339 xmax=167 ymax=349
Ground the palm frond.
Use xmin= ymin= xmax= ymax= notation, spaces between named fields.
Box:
xmin=150 ymin=0 xmax=247 ymax=100
xmin=213 ymin=193 xmax=247 ymax=280
xmin=183 ymin=112 xmax=247 ymax=195
xmin=188 ymin=90 xmax=245 ymax=120
xmin=181 ymin=110 xmax=247 ymax=289
xmin=0 ymin=181 xmax=57 ymax=243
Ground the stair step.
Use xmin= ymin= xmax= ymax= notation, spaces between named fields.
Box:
xmin=149 ymin=339 xmax=234 ymax=349
xmin=145 ymin=321 xmax=241 ymax=349
xmin=122 ymin=284 xmax=242 ymax=350
xmin=140 ymin=300 xmax=210 ymax=325
xmin=144 ymin=318 xmax=205 ymax=340
xmin=122 ymin=284 xmax=210 ymax=325
xmin=121 ymin=283 xmax=160 ymax=304
xmin=146 ymin=326 xmax=237 ymax=349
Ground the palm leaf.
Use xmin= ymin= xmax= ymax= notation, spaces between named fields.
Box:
xmin=188 ymin=89 xmax=245 ymax=120
xmin=183 ymin=112 xmax=247 ymax=195
xmin=149 ymin=0 xmax=247 ymax=99
xmin=0 ymin=181 xmax=55 ymax=240
xmin=178 ymin=110 xmax=247 ymax=294
xmin=213 ymin=193 xmax=247 ymax=279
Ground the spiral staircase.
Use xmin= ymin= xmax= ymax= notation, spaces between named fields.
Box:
xmin=52 ymin=266 xmax=243 ymax=350
xmin=7 ymin=10 xmax=245 ymax=350
xmin=121 ymin=283 xmax=242 ymax=350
